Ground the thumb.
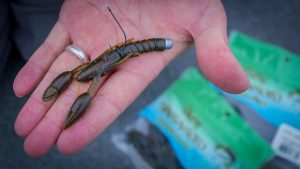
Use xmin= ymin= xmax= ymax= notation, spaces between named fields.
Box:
xmin=191 ymin=3 xmax=248 ymax=93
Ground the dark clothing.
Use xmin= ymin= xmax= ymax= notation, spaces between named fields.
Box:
xmin=0 ymin=0 xmax=63 ymax=72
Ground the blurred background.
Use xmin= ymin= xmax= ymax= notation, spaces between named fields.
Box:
xmin=0 ymin=0 xmax=300 ymax=169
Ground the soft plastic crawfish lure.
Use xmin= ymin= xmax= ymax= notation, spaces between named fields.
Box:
xmin=42 ymin=7 xmax=173 ymax=128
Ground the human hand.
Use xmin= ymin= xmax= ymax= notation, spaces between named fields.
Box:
xmin=13 ymin=0 xmax=248 ymax=157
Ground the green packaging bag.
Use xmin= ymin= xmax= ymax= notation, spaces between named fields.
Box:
xmin=139 ymin=68 xmax=274 ymax=169
xmin=217 ymin=31 xmax=300 ymax=129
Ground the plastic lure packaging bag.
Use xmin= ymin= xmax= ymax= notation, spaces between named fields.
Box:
xmin=218 ymin=31 xmax=300 ymax=129
xmin=138 ymin=68 xmax=274 ymax=169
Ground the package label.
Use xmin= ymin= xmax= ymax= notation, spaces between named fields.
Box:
xmin=272 ymin=123 xmax=300 ymax=166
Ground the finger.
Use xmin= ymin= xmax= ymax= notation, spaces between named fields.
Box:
xmin=14 ymin=51 xmax=83 ymax=138
xmin=56 ymin=42 xmax=187 ymax=154
xmin=191 ymin=1 xmax=249 ymax=93
xmin=13 ymin=21 xmax=70 ymax=97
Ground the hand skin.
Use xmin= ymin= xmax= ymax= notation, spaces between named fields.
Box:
xmin=13 ymin=0 xmax=248 ymax=157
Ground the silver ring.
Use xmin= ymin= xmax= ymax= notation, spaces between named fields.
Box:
xmin=65 ymin=44 xmax=90 ymax=63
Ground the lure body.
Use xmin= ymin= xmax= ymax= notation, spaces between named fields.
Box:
xmin=43 ymin=38 xmax=173 ymax=128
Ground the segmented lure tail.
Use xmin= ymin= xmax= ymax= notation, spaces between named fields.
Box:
xmin=122 ymin=38 xmax=173 ymax=54
xmin=107 ymin=7 xmax=173 ymax=55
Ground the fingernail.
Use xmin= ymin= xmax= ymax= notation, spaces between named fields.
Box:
xmin=15 ymin=93 xmax=24 ymax=98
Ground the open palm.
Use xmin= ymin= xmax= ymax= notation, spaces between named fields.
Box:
xmin=13 ymin=0 xmax=248 ymax=157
